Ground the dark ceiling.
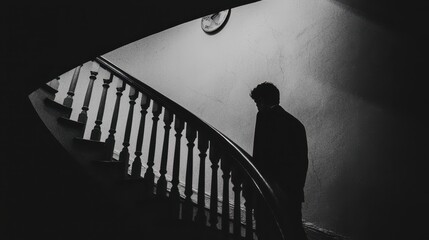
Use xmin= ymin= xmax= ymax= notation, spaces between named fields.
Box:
xmin=3 ymin=1 xmax=260 ymax=95
xmin=330 ymin=0 xmax=427 ymax=37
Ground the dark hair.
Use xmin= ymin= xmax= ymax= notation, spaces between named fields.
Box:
xmin=250 ymin=82 xmax=280 ymax=105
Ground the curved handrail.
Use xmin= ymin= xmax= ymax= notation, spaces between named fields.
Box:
xmin=95 ymin=56 xmax=285 ymax=239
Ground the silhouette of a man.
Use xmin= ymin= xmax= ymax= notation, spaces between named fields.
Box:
xmin=250 ymin=82 xmax=308 ymax=240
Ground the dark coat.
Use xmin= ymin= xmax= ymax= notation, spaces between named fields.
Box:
xmin=252 ymin=105 xmax=308 ymax=202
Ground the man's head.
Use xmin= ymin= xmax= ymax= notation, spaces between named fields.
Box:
xmin=250 ymin=82 xmax=280 ymax=111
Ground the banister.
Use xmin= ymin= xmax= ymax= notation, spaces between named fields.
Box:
xmin=95 ymin=56 xmax=285 ymax=239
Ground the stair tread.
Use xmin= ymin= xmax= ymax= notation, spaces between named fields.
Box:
xmin=93 ymin=159 xmax=121 ymax=164
xmin=44 ymin=98 xmax=72 ymax=115
xmin=144 ymin=218 xmax=239 ymax=240
xmin=123 ymin=175 xmax=146 ymax=183
xmin=74 ymin=138 xmax=107 ymax=150
xmin=58 ymin=116 xmax=85 ymax=127
xmin=74 ymin=137 xmax=105 ymax=144
xmin=41 ymin=83 xmax=58 ymax=95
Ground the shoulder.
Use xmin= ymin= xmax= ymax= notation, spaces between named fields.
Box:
xmin=275 ymin=106 xmax=306 ymax=130
xmin=274 ymin=106 xmax=301 ymax=122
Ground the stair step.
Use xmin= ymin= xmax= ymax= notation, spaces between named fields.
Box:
xmin=93 ymin=159 xmax=122 ymax=164
xmin=57 ymin=117 xmax=85 ymax=138
xmin=146 ymin=218 xmax=239 ymax=240
xmin=122 ymin=175 xmax=146 ymax=184
xmin=72 ymin=137 xmax=112 ymax=163
xmin=74 ymin=137 xmax=106 ymax=148
xmin=304 ymin=225 xmax=348 ymax=240
xmin=44 ymin=98 xmax=72 ymax=118
xmin=90 ymin=159 xmax=125 ymax=183
xmin=40 ymin=83 xmax=58 ymax=100
xmin=58 ymin=116 xmax=85 ymax=127
xmin=121 ymin=175 xmax=152 ymax=201
xmin=122 ymin=175 xmax=153 ymax=192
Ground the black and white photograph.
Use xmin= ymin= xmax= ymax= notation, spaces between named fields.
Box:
xmin=2 ymin=1 xmax=428 ymax=240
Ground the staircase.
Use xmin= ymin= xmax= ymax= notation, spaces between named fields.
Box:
xmin=28 ymin=57 xmax=346 ymax=240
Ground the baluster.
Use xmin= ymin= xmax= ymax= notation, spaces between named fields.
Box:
xmin=170 ymin=116 xmax=184 ymax=218
xmin=118 ymin=86 xmax=139 ymax=178
xmin=105 ymin=79 xmax=126 ymax=160
xmin=209 ymin=141 xmax=221 ymax=228
xmin=182 ymin=124 xmax=196 ymax=221
xmin=144 ymin=101 xmax=162 ymax=193
xmin=63 ymin=65 xmax=82 ymax=108
xmin=221 ymin=156 xmax=232 ymax=234
xmin=156 ymin=109 xmax=174 ymax=197
xmin=90 ymin=72 xmax=113 ymax=141
xmin=131 ymin=93 xmax=151 ymax=179
xmin=78 ymin=61 xmax=99 ymax=123
xmin=243 ymin=180 xmax=255 ymax=240
xmin=231 ymin=166 xmax=243 ymax=239
xmin=195 ymin=131 xmax=209 ymax=225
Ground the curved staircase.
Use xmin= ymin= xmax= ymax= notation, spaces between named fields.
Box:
xmin=27 ymin=57 xmax=346 ymax=240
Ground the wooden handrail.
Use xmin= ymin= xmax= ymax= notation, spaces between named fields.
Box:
xmin=95 ymin=56 xmax=285 ymax=239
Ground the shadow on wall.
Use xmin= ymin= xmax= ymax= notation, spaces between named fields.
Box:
xmin=326 ymin=113 xmax=426 ymax=240
xmin=301 ymin=1 xmax=429 ymax=237
xmin=321 ymin=15 xmax=429 ymax=240
xmin=329 ymin=0 xmax=426 ymax=39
